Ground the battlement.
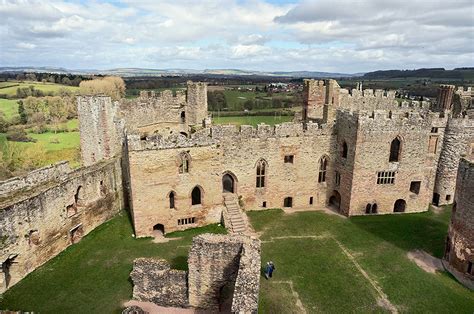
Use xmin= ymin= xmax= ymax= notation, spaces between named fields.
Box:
xmin=139 ymin=89 xmax=186 ymax=100
xmin=127 ymin=121 xmax=331 ymax=151
xmin=339 ymin=88 xmax=396 ymax=99
xmin=447 ymin=114 xmax=474 ymax=128
xmin=0 ymin=161 xmax=71 ymax=197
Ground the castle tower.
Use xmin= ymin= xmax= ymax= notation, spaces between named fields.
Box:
xmin=186 ymin=81 xmax=208 ymax=126
xmin=435 ymin=84 xmax=455 ymax=112
xmin=433 ymin=116 xmax=474 ymax=206
xmin=77 ymin=95 xmax=122 ymax=166
xmin=303 ymin=79 xmax=339 ymax=123
xmin=444 ymin=158 xmax=474 ymax=283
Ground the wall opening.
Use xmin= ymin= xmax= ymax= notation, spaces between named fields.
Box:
xmin=191 ymin=186 xmax=202 ymax=205
xmin=222 ymin=173 xmax=235 ymax=193
xmin=318 ymin=156 xmax=328 ymax=183
xmin=432 ymin=193 xmax=440 ymax=206
xmin=468 ymin=261 xmax=473 ymax=275
xmin=389 ymin=137 xmax=401 ymax=162
xmin=28 ymin=230 xmax=40 ymax=246
xmin=179 ymin=152 xmax=190 ymax=173
xmin=365 ymin=204 xmax=371 ymax=214
xmin=1 ymin=255 xmax=17 ymax=290
xmin=70 ymin=225 xmax=84 ymax=244
xmin=371 ymin=204 xmax=378 ymax=214
xmin=256 ymin=159 xmax=266 ymax=188
xmin=180 ymin=111 xmax=186 ymax=123
xmin=284 ymin=155 xmax=294 ymax=163
xmin=329 ymin=190 xmax=341 ymax=209
xmin=393 ymin=199 xmax=406 ymax=213
xmin=262 ymin=201 xmax=267 ymax=208
xmin=283 ymin=197 xmax=293 ymax=208
xmin=342 ymin=142 xmax=348 ymax=158
xmin=410 ymin=181 xmax=421 ymax=194
xmin=169 ymin=191 xmax=176 ymax=209
xmin=153 ymin=223 xmax=165 ymax=235
xmin=445 ymin=194 xmax=451 ymax=201
xmin=75 ymin=186 xmax=84 ymax=205
xmin=309 ymin=197 xmax=314 ymax=205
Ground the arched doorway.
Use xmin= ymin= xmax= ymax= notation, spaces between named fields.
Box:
xmin=153 ymin=224 xmax=165 ymax=235
xmin=393 ymin=199 xmax=406 ymax=212
xmin=329 ymin=190 xmax=341 ymax=209
xmin=191 ymin=186 xmax=202 ymax=205
xmin=222 ymin=173 xmax=235 ymax=193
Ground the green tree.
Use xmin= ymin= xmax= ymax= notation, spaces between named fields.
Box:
xmin=17 ymin=100 xmax=28 ymax=124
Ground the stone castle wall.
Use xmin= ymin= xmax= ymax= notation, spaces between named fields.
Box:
xmin=344 ymin=110 xmax=447 ymax=215
xmin=445 ymin=158 xmax=474 ymax=279
xmin=127 ymin=122 xmax=334 ymax=236
xmin=434 ymin=116 xmax=474 ymax=206
xmin=0 ymin=158 xmax=124 ymax=293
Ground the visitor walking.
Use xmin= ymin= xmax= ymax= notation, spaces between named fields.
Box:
xmin=264 ymin=262 xmax=271 ymax=279
xmin=269 ymin=261 xmax=275 ymax=278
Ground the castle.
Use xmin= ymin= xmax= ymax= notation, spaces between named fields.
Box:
xmin=1 ymin=79 xmax=473 ymax=294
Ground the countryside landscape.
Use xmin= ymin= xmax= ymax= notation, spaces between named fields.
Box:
xmin=1 ymin=0 xmax=474 ymax=313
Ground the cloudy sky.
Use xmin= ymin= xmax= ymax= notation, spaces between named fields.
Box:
xmin=0 ymin=0 xmax=473 ymax=73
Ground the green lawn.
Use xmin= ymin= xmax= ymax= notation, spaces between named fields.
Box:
xmin=213 ymin=115 xmax=293 ymax=126
xmin=0 ymin=212 xmax=227 ymax=313
xmin=0 ymin=81 xmax=78 ymax=97
xmin=249 ymin=207 xmax=474 ymax=313
xmin=0 ymin=99 xmax=19 ymax=120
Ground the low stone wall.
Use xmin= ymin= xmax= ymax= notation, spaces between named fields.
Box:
xmin=130 ymin=258 xmax=188 ymax=307
xmin=129 ymin=234 xmax=261 ymax=313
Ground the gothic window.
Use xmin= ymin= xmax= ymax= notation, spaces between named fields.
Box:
xmin=180 ymin=111 xmax=186 ymax=123
xmin=389 ymin=137 xmax=401 ymax=162
xmin=256 ymin=159 xmax=267 ymax=188
xmin=342 ymin=142 xmax=348 ymax=158
xmin=335 ymin=171 xmax=341 ymax=186
xmin=179 ymin=152 xmax=190 ymax=173
xmin=318 ymin=156 xmax=328 ymax=183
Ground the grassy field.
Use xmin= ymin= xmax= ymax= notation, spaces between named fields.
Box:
xmin=0 ymin=81 xmax=78 ymax=97
xmin=0 ymin=99 xmax=19 ymax=120
xmin=213 ymin=115 xmax=293 ymax=126
xmin=0 ymin=119 xmax=81 ymax=168
xmin=0 ymin=212 xmax=227 ymax=313
xmin=249 ymin=207 xmax=474 ymax=313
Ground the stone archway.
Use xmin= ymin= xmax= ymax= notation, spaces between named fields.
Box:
xmin=329 ymin=190 xmax=341 ymax=209
xmin=222 ymin=172 xmax=238 ymax=193
xmin=393 ymin=199 xmax=406 ymax=213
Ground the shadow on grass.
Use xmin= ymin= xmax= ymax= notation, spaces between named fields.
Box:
xmin=170 ymin=255 xmax=188 ymax=270
xmin=350 ymin=208 xmax=450 ymax=258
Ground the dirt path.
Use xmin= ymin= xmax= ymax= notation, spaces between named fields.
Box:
xmin=260 ymin=232 xmax=331 ymax=243
xmin=407 ymin=250 xmax=444 ymax=273
xmin=332 ymin=237 xmax=399 ymax=314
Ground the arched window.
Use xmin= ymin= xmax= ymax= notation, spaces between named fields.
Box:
xmin=342 ymin=142 xmax=348 ymax=158
xmin=169 ymin=191 xmax=176 ymax=209
xmin=393 ymin=199 xmax=406 ymax=212
xmin=371 ymin=203 xmax=378 ymax=214
xmin=191 ymin=186 xmax=202 ymax=205
xmin=179 ymin=152 xmax=190 ymax=173
xmin=256 ymin=159 xmax=267 ymax=188
xmin=365 ymin=204 xmax=371 ymax=214
xmin=318 ymin=156 xmax=328 ymax=183
xmin=389 ymin=137 xmax=401 ymax=162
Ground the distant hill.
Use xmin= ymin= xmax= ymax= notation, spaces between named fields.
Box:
xmin=0 ymin=66 xmax=360 ymax=78
xmin=362 ymin=68 xmax=474 ymax=80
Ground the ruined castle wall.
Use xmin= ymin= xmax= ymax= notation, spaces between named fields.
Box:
xmin=434 ymin=116 xmax=474 ymax=206
xmin=127 ymin=122 xmax=334 ymax=236
xmin=119 ymin=90 xmax=187 ymax=131
xmin=186 ymin=81 xmax=208 ymax=126
xmin=338 ymin=89 xmax=401 ymax=112
xmin=0 ymin=161 xmax=71 ymax=197
xmin=188 ymin=234 xmax=260 ymax=312
xmin=0 ymin=158 xmax=124 ymax=293
xmin=347 ymin=110 xmax=446 ymax=215
xmin=78 ymin=96 xmax=122 ymax=166
xmin=446 ymin=158 xmax=474 ymax=278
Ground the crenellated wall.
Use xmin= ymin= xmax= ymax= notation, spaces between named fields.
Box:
xmin=445 ymin=158 xmax=474 ymax=283
xmin=0 ymin=158 xmax=124 ymax=293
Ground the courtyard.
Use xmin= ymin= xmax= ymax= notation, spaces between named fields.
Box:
xmin=1 ymin=206 xmax=473 ymax=313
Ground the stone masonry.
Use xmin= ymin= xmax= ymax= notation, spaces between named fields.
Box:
xmin=129 ymin=234 xmax=261 ymax=313
xmin=445 ymin=158 xmax=474 ymax=284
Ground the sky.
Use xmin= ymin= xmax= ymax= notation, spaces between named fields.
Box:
xmin=0 ymin=0 xmax=473 ymax=73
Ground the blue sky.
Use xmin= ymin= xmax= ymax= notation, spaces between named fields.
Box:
xmin=0 ymin=0 xmax=473 ymax=73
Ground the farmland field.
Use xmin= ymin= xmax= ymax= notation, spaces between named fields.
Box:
xmin=0 ymin=81 xmax=79 ymax=97
xmin=0 ymin=99 xmax=19 ymax=120
xmin=213 ymin=115 xmax=293 ymax=126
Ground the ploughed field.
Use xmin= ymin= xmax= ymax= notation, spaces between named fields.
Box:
xmin=1 ymin=207 xmax=473 ymax=313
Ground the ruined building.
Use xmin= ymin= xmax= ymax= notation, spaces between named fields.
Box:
xmin=1 ymin=79 xmax=473 ymax=294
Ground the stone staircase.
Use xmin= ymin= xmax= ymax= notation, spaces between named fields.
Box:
xmin=223 ymin=193 xmax=247 ymax=234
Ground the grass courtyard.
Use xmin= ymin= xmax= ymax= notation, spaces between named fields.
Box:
xmin=1 ymin=206 xmax=473 ymax=313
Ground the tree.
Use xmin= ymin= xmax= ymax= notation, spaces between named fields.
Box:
xmin=17 ymin=100 xmax=28 ymax=124
xmin=25 ymin=73 xmax=37 ymax=82
xmin=79 ymin=76 xmax=126 ymax=100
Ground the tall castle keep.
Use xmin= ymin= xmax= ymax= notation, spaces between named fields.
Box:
xmin=1 ymin=79 xmax=473 ymax=293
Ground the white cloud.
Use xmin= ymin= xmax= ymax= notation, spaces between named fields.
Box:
xmin=0 ymin=0 xmax=472 ymax=72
